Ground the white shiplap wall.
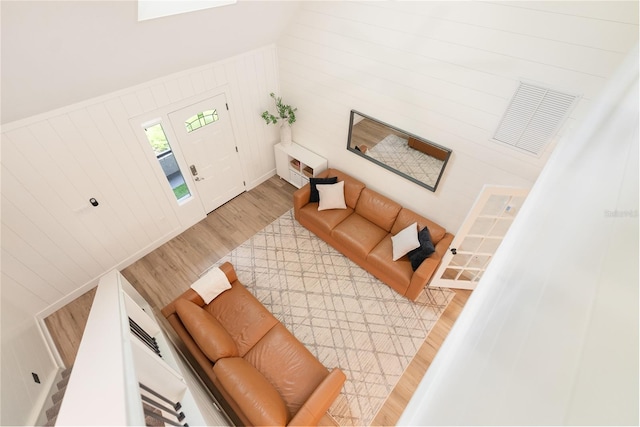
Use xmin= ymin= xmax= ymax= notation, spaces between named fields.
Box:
xmin=0 ymin=45 xmax=281 ymax=425
xmin=400 ymin=43 xmax=639 ymax=426
xmin=277 ymin=1 xmax=638 ymax=232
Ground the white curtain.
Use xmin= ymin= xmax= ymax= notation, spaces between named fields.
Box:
xmin=399 ymin=46 xmax=639 ymax=425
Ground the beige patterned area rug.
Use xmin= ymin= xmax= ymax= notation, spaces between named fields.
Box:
xmin=214 ymin=209 xmax=454 ymax=426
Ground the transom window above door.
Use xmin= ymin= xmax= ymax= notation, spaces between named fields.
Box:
xmin=184 ymin=110 xmax=219 ymax=133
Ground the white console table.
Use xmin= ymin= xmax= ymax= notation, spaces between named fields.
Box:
xmin=274 ymin=142 xmax=327 ymax=188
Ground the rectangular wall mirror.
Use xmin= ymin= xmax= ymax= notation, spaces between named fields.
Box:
xmin=347 ymin=110 xmax=452 ymax=192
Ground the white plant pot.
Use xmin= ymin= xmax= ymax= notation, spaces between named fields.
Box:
xmin=280 ymin=121 xmax=292 ymax=146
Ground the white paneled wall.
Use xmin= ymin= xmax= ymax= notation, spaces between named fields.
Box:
xmin=399 ymin=43 xmax=638 ymax=426
xmin=277 ymin=1 xmax=638 ymax=232
xmin=0 ymin=45 xmax=280 ymax=425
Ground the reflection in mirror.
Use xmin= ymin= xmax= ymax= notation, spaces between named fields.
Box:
xmin=347 ymin=110 xmax=452 ymax=192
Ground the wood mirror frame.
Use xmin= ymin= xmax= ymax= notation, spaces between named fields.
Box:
xmin=346 ymin=110 xmax=452 ymax=192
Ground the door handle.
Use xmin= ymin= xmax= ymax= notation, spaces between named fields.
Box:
xmin=195 ymin=177 xmax=205 ymax=181
xmin=190 ymin=165 xmax=198 ymax=176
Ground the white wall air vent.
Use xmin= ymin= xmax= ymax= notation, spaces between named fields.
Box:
xmin=493 ymin=82 xmax=578 ymax=156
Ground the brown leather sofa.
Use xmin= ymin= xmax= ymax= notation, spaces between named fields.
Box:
xmin=294 ymin=168 xmax=453 ymax=300
xmin=161 ymin=262 xmax=346 ymax=426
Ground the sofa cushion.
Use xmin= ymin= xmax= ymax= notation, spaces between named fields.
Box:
xmin=174 ymin=299 xmax=238 ymax=362
xmin=244 ymin=323 xmax=329 ymax=417
xmin=298 ymin=204 xmax=353 ymax=236
xmin=205 ymin=282 xmax=279 ymax=357
xmin=309 ymin=177 xmax=337 ymax=203
xmin=332 ymin=214 xmax=388 ymax=260
xmin=317 ymin=181 xmax=347 ymax=211
xmin=317 ymin=168 xmax=365 ymax=209
xmin=213 ymin=357 xmax=290 ymax=426
xmin=391 ymin=222 xmax=420 ymax=261
xmin=407 ymin=226 xmax=436 ymax=270
xmin=368 ymin=236 xmax=414 ymax=287
xmin=391 ymin=208 xmax=447 ymax=244
xmin=355 ymin=188 xmax=402 ymax=231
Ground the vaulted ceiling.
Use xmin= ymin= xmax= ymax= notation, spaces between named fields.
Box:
xmin=0 ymin=0 xmax=300 ymax=124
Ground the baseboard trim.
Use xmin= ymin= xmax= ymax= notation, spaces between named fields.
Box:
xmin=35 ymin=226 xmax=186 ymax=323
xmin=246 ymin=169 xmax=276 ymax=191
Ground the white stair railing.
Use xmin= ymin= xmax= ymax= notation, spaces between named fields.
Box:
xmin=55 ymin=270 xmax=208 ymax=426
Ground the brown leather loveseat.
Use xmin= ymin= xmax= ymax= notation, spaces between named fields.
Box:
xmin=161 ymin=262 xmax=346 ymax=426
xmin=294 ymin=168 xmax=453 ymax=300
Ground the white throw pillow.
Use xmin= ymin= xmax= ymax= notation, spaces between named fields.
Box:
xmin=190 ymin=267 xmax=231 ymax=304
xmin=317 ymin=181 xmax=347 ymax=211
xmin=391 ymin=222 xmax=420 ymax=261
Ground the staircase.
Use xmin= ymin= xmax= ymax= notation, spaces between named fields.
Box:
xmin=45 ymin=270 xmax=221 ymax=426
xmin=40 ymin=366 xmax=183 ymax=427
xmin=42 ymin=366 xmax=72 ymax=426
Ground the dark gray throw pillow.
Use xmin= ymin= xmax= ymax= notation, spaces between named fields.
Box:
xmin=408 ymin=226 xmax=436 ymax=271
xmin=309 ymin=177 xmax=338 ymax=203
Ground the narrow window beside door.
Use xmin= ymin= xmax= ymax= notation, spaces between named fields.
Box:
xmin=143 ymin=123 xmax=191 ymax=201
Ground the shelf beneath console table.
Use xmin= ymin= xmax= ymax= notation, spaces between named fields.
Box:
xmin=274 ymin=142 xmax=327 ymax=188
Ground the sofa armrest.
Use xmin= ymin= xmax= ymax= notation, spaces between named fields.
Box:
xmin=161 ymin=289 xmax=204 ymax=318
xmin=293 ymin=185 xmax=311 ymax=220
xmin=165 ymin=313 xmax=216 ymax=374
xmin=405 ymin=232 xmax=454 ymax=300
xmin=288 ymin=368 xmax=346 ymax=426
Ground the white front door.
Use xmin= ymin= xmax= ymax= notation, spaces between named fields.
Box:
xmin=168 ymin=94 xmax=245 ymax=214
xmin=430 ymin=186 xmax=529 ymax=290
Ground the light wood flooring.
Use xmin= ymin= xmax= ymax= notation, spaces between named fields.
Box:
xmin=349 ymin=117 xmax=406 ymax=152
xmin=45 ymin=175 xmax=471 ymax=426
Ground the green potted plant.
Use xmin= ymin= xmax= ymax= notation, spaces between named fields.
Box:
xmin=261 ymin=92 xmax=297 ymax=145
